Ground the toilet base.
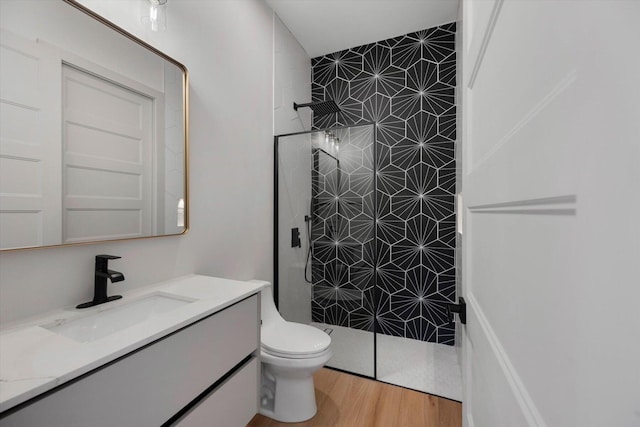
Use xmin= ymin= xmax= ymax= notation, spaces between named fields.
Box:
xmin=259 ymin=349 xmax=332 ymax=423
xmin=259 ymin=372 xmax=317 ymax=422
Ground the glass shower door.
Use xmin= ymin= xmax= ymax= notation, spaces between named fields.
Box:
xmin=275 ymin=124 xmax=376 ymax=378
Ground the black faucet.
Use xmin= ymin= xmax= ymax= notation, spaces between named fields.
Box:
xmin=77 ymin=255 xmax=125 ymax=309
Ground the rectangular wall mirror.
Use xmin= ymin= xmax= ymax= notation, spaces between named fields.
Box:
xmin=0 ymin=0 xmax=188 ymax=251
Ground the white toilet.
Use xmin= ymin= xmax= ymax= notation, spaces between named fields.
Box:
xmin=257 ymin=282 xmax=332 ymax=423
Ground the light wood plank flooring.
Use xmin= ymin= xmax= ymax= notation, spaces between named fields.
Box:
xmin=247 ymin=368 xmax=462 ymax=427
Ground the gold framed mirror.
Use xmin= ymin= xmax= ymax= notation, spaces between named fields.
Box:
xmin=0 ymin=0 xmax=189 ymax=251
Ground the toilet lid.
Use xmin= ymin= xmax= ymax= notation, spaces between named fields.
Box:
xmin=261 ymin=322 xmax=331 ymax=356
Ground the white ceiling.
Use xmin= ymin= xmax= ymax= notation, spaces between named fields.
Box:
xmin=264 ymin=0 xmax=459 ymax=58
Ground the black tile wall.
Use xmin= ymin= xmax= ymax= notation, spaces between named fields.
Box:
xmin=310 ymin=23 xmax=457 ymax=345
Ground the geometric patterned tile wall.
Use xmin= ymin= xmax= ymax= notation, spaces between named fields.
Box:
xmin=310 ymin=23 xmax=457 ymax=345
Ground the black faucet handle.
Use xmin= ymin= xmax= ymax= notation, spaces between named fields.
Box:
xmin=95 ymin=255 xmax=121 ymax=273
xmin=96 ymin=254 xmax=121 ymax=261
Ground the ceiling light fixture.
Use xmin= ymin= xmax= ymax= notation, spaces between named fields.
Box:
xmin=323 ymin=131 xmax=340 ymax=153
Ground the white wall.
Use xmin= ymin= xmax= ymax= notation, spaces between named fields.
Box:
xmin=272 ymin=14 xmax=312 ymax=322
xmin=273 ymin=14 xmax=311 ymax=134
xmin=0 ymin=0 xmax=275 ymax=324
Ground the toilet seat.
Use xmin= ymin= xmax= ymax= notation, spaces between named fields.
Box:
xmin=262 ymin=322 xmax=330 ymax=358
xmin=262 ymin=345 xmax=332 ymax=360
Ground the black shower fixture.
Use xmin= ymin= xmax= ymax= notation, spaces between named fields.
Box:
xmin=293 ymin=99 xmax=341 ymax=116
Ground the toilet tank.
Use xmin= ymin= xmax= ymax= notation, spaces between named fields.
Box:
xmin=248 ymin=281 xmax=283 ymax=326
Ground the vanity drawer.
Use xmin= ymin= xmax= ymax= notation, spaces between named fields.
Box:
xmin=173 ymin=357 xmax=258 ymax=427
xmin=1 ymin=294 xmax=259 ymax=427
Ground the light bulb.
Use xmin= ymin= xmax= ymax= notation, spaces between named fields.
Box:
xmin=149 ymin=0 xmax=167 ymax=32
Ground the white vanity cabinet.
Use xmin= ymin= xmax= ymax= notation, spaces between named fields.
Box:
xmin=0 ymin=294 xmax=260 ymax=427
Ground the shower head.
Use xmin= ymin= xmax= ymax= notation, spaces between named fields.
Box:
xmin=293 ymin=99 xmax=341 ymax=116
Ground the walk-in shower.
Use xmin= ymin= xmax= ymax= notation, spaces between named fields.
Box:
xmin=275 ymin=122 xmax=461 ymax=401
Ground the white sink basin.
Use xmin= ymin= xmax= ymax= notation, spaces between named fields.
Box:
xmin=42 ymin=294 xmax=194 ymax=343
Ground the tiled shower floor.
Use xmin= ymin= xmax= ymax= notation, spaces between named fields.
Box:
xmin=312 ymin=322 xmax=462 ymax=401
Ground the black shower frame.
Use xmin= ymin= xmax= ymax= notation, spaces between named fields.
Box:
xmin=273 ymin=122 xmax=379 ymax=381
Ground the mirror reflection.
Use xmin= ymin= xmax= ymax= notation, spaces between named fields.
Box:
xmin=0 ymin=0 xmax=188 ymax=250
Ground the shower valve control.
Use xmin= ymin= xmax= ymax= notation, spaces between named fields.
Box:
xmin=291 ymin=227 xmax=301 ymax=248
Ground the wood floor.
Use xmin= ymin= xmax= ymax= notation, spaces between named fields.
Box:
xmin=247 ymin=368 xmax=462 ymax=427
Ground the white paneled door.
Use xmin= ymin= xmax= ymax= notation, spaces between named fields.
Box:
xmin=460 ymin=1 xmax=640 ymax=426
xmin=62 ymin=65 xmax=154 ymax=243
xmin=0 ymin=31 xmax=61 ymax=249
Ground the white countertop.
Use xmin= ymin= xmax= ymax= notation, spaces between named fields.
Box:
xmin=0 ymin=274 xmax=265 ymax=413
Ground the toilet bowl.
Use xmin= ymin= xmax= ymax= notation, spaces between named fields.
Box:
xmin=254 ymin=281 xmax=332 ymax=423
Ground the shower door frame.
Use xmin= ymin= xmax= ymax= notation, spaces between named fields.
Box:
xmin=273 ymin=122 xmax=379 ymax=381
